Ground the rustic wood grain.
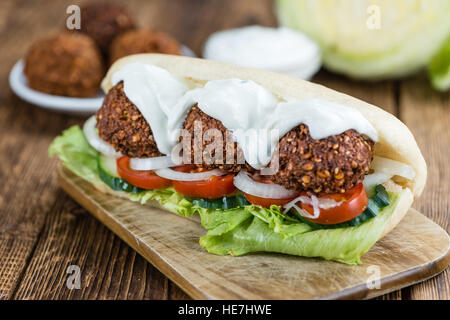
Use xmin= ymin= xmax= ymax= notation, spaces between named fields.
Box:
xmin=398 ymin=75 xmax=450 ymax=300
xmin=0 ymin=0 xmax=77 ymax=299
xmin=312 ymin=71 xmax=396 ymax=115
xmin=0 ymin=0 xmax=448 ymax=300
xmin=13 ymin=191 xmax=170 ymax=300
xmin=0 ymin=235 xmax=36 ymax=300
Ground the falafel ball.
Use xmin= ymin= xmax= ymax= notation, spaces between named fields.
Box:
xmin=96 ymin=82 xmax=162 ymax=158
xmin=271 ymin=125 xmax=374 ymax=194
xmin=24 ymin=32 xmax=104 ymax=97
xmin=184 ymin=107 xmax=374 ymax=193
xmin=109 ymin=29 xmax=182 ymax=64
xmin=77 ymin=2 xmax=135 ymax=56
xmin=183 ymin=105 xmax=250 ymax=173
xmin=96 ymin=83 xmax=374 ymax=193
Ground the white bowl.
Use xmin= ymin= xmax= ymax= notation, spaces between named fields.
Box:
xmin=203 ymin=26 xmax=322 ymax=80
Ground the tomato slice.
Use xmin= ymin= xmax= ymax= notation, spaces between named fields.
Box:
xmin=300 ymin=184 xmax=368 ymax=225
xmin=244 ymin=193 xmax=297 ymax=208
xmin=241 ymin=174 xmax=298 ymax=209
xmin=242 ymin=175 xmax=368 ymax=224
xmin=116 ymin=156 xmax=172 ymax=190
xmin=171 ymin=165 xmax=236 ymax=199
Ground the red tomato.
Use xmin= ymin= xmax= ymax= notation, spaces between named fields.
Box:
xmin=242 ymin=174 xmax=368 ymax=224
xmin=241 ymin=174 xmax=298 ymax=209
xmin=116 ymin=156 xmax=172 ymax=190
xmin=244 ymin=193 xmax=297 ymax=208
xmin=171 ymin=165 xmax=236 ymax=199
xmin=300 ymin=184 xmax=368 ymax=225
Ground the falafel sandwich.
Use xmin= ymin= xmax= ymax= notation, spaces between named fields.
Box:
xmin=50 ymin=54 xmax=426 ymax=264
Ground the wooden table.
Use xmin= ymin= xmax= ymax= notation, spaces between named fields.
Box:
xmin=0 ymin=0 xmax=448 ymax=300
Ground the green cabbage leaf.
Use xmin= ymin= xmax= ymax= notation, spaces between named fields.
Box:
xmin=429 ymin=36 xmax=450 ymax=91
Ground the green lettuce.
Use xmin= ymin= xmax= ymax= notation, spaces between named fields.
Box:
xmin=429 ymin=36 xmax=450 ymax=91
xmin=49 ymin=126 xmax=401 ymax=264
xmin=49 ymin=126 xmax=102 ymax=185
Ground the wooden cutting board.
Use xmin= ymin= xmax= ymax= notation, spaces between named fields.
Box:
xmin=57 ymin=167 xmax=450 ymax=300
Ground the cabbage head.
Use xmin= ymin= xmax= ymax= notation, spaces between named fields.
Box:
xmin=277 ymin=0 xmax=450 ymax=81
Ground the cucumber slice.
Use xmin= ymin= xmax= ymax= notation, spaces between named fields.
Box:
xmin=190 ymin=194 xmax=250 ymax=210
xmin=372 ymin=184 xmax=390 ymax=207
xmin=98 ymin=154 xmax=119 ymax=176
xmin=98 ymin=154 xmax=142 ymax=193
xmin=288 ymin=185 xmax=390 ymax=229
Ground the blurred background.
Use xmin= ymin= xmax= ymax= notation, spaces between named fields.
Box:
xmin=0 ymin=0 xmax=448 ymax=300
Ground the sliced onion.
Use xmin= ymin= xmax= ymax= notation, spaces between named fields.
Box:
xmin=370 ymin=156 xmax=415 ymax=180
xmin=363 ymin=172 xmax=391 ymax=191
xmin=283 ymin=195 xmax=342 ymax=219
xmin=130 ymin=156 xmax=177 ymax=171
xmin=364 ymin=156 xmax=415 ymax=191
xmin=83 ymin=116 xmax=122 ymax=158
xmin=233 ymin=171 xmax=299 ymax=199
xmin=154 ymin=168 xmax=226 ymax=181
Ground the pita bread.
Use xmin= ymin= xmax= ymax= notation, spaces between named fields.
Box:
xmin=101 ymin=53 xmax=427 ymax=239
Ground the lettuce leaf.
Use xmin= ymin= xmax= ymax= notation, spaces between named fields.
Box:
xmin=199 ymin=194 xmax=398 ymax=264
xmin=49 ymin=125 xmax=102 ymax=185
xmin=429 ymin=36 xmax=450 ymax=91
xmin=49 ymin=126 xmax=401 ymax=264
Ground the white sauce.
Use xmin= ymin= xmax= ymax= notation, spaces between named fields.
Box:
xmin=112 ymin=63 xmax=190 ymax=155
xmin=188 ymin=79 xmax=279 ymax=168
xmin=203 ymin=26 xmax=321 ymax=80
xmin=111 ymin=62 xmax=378 ymax=169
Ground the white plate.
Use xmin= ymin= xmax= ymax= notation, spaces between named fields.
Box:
xmin=9 ymin=46 xmax=196 ymax=116
xmin=9 ymin=59 xmax=104 ymax=116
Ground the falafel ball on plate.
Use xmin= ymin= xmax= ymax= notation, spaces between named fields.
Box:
xmin=109 ymin=29 xmax=182 ymax=64
xmin=24 ymin=32 xmax=104 ymax=97
xmin=77 ymin=2 xmax=135 ymax=56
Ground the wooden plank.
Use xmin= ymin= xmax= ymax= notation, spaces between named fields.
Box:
xmin=312 ymin=71 xmax=396 ymax=115
xmin=399 ymin=75 xmax=450 ymax=300
xmin=54 ymin=167 xmax=450 ymax=300
xmin=135 ymin=0 xmax=278 ymax=55
xmin=0 ymin=235 xmax=37 ymax=300
xmin=169 ymin=283 xmax=191 ymax=300
xmin=0 ymin=0 xmax=80 ymax=299
xmin=12 ymin=191 xmax=170 ymax=300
